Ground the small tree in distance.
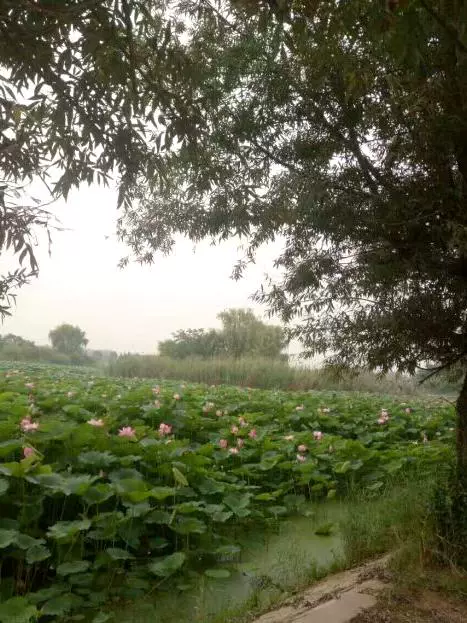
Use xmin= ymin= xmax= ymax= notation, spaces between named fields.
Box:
xmin=49 ymin=324 xmax=88 ymax=356
xmin=218 ymin=309 xmax=287 ymax=360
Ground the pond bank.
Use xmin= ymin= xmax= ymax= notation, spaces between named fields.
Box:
xmin=120 ymin=502 xmax=347 ymax=623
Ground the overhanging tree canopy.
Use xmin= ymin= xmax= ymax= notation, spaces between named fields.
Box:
xmin=0 ymin=0 xmax=202 ymax=314
xmin=118 ymin=1 xmax=467 ymax=477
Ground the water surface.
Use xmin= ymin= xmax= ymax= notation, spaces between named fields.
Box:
xmin=121 ymin=502 xmax=346 ymax=623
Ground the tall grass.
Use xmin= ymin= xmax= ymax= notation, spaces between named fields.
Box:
xmin=107 ymin=354 xmax=420 ymax=393
xmin=340 ymin=476 xmax=434 ymax=566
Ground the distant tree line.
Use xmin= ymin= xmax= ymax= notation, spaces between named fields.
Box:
xmin=158 ymin=309 xmax=288 ymax=360
xmin=0 ymin=324 xmax=116 ymax=366
xmin=0 ymin=311 xmax=287 ymax=366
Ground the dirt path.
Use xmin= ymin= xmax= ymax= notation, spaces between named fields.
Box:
xmin=252 ymin=555 xmax=467 ymax=623
xmin=350 ymin=588 xmax=467 ymax=623
xmin=253 ymin=556 xmax=390 ymax=623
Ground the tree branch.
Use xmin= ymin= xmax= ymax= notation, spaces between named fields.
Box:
xmin=251 ymin=139 xmax=303 ymax=174
xmin=419 ymin=353 xmax=466 ymax=384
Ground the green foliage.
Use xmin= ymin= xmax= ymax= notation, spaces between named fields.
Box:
xmin=0 ymin=362 xmax=455 ymax=620
xmin=148 ymin=552 xmax=187 ymax=577
xmin=158 ymin=309 xmax=287 ymax=360
xmin=0 ymin=597 xmax=38 ymax=623
xmin=204 ymin=568 xmax=231 ymax=579
xmin=48 ymin=324 xmax=88 ymax=356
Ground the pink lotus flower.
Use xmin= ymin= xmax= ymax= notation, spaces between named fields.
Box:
xmin=219 ymin=438 xmax=228 ymax=449
xmin=284 ymin=435 xmax=295 ymax=441
xmin=296 ymin=454 xmax=306 ymax=463
xmin=118 ymin=426 xmax=136 ymax=439
xmin=295 ymin=404 xmax=304 ymax=411
xmin=381 ymin=409 xmax=389 ymax=417
xmin=154 ymin=400 xmax=161 ymax=409
xmin=229 ymin=447 xmax=239 ymax=455
xmin=248 ymin=428 xmax=257 ymax=439
xmin=231 ymin=425 xmax=239 ymax=435
xmin=238 ymin=417 xmax=247 ymax=427
xmin=67 ymin=391 xmax=75 ymax=398
xmin=405 ymin=408 xmax=412 ymax=414
xmin=25 ymin=382 xmax=35 ymax=390
xmin=23 ymin=447 xmax=35 ymax=459
xmin=237 ymin=438 xmax=245 ymax=449
xmin=378 ymin=414 xmax=389 ymax=424
xmin=24 ymin=421 xmax=39 ymax=432
xmin=87 ymin=418 xmax=104 ymax=427
xmin=216 ymin=410 xmax=223 ymax=417
xmin=152 ymin=386 xmax=160 ymax=395
xmin=20 ymin=417 xmax=39 ymax=432
xmin=297 ymin=444 xmax=308 ymax=453
xmin=159 ymin=422 xmax=172 ymax=436
xmin=173 ymin=393 xmax=181 ymax=401
xmin=313 ymin=431 xmax=323 ymax=441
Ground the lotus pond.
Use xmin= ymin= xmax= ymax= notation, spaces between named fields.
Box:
xmin=0 ymin=363 xmax=455 ymax=622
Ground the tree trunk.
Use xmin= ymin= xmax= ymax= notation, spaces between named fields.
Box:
xmin=456 ymin=371 xmax=467 ymax=487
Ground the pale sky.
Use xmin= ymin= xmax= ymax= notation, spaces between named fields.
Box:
xmin=2 ymin=184 xmax=290 ymax=354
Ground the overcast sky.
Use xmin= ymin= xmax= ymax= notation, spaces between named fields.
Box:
xmin=2 ymin=184 xmax=289 ymax=354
